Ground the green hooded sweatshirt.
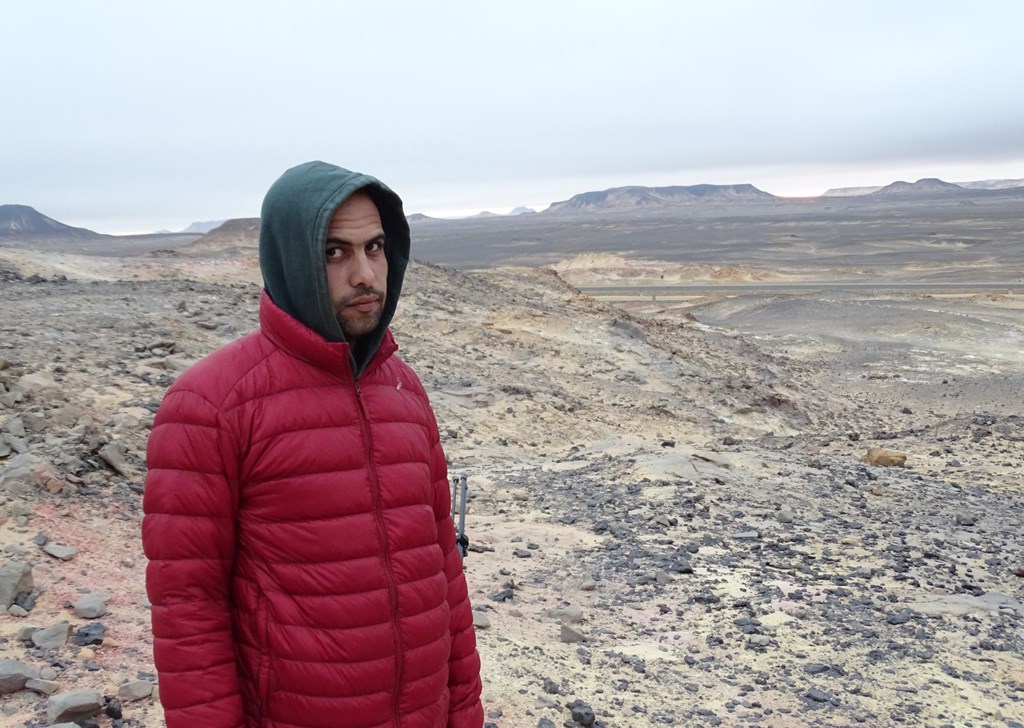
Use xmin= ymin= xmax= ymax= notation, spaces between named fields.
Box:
xmin=258 ymin=160 xmax=411 ymax=376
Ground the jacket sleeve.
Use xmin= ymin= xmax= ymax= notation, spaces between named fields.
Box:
xmin=142 ymin=388 xmax=245 ymax=728
xmin=430 ymin=437 xmax=484 ymax=728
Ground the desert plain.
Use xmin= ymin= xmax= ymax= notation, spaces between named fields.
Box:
xmin=1 ymin=187 xmax=1023 ymax=727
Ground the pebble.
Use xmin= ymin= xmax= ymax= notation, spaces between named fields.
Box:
xmin=117 ymin=679 xmax=154 ymax=702
xmin=732 ymin=530 xmax=760 ymax=540
xmin=42 ymin=543 xmax=78 ymax=561
xmin=545 ymin=605 xmax=584 ymax=624
xmin=73 ymin=592 xmax=110 ymax=619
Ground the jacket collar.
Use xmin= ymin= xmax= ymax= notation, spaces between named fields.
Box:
xmin=259 ymin=290 xmax=397 ymax=380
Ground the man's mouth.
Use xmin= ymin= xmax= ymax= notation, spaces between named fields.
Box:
xmin=346 ymin=295 xmax=382 ymax=313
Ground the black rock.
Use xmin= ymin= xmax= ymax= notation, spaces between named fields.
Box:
xmin=568 ymin=699 xmax=597 ymax=726
xmin=803 ymin=663 xmax=830 ymax=675
xmin=14 ymin=590 xmax=37 ymax=611
xmin=806 ymin=688 xmax=832 ymax=703
xmin=886 ymin=611 xmax=912 ymax=625
xmin=75 ymin=622 xmax=107 ymax=645
xmin=105 ymin=697 xmax=123 ymax=719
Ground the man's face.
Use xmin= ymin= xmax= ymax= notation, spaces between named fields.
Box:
xmin=325 ymin=192 xmax=388 ymax=342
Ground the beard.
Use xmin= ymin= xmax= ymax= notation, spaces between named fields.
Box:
xmin=334 ymin=286 xmax=385 ymax=341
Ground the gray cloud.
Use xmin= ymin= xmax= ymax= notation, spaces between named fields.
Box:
xmin=3 ymin=1 xmax=1023 ymax=232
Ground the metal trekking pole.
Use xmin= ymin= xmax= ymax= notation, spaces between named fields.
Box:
xmin=451 ymin=475 xmax=469 ymax=560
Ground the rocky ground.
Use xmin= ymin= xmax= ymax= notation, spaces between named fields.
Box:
xmin=0 ymin=247 xmax=1022 ymax=727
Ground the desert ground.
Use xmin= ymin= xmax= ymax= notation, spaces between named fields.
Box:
xmin=1 ymin=198 xmax=1023 ymax=727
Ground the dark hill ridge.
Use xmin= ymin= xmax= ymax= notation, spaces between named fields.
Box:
xmin=546 ymin=183 xmax=775 ymax=212
xmin=175 ymin=217 xmax=261 ymax=255
xmin=869 ymin=178 xmax=968 ymax=196
xmin=0 ymin=205 xmax=101 ymax=238
xmin=180 ymin=219 xmax=227 ymax=234
xmin=201 ymin=217 xmax=260 ymax=239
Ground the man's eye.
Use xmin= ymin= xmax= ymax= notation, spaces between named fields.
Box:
xmin=367 ymin=241 xmax=384 ymax=253
xmin=326 ymin=247 xmax=343 ymax=259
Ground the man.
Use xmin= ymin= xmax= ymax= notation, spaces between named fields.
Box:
xmin=142 ymin=161 xmax=483 ymax=728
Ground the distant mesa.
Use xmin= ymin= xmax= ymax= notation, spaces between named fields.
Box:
xmin=869 ymin=178 xmax=967 ymax=196
xmin=407 ymin=213 xmax=440 ymax=223
xmin=824 ymin=177 xmax=1024 ymax=198
xmin=956 ymin=178 xmax=1024 ymax=190
xmin=509 ymin=207 xmax=536 ymax=216
xmin=471 ymin=211 xmax=499 ymax=218
xmin=822 ymin=185 xmax=884 ymax=197
xmin=0 ymin=204 xmax=101 ymax=238
xmin=546 ymin=184 xmax=775 ymax=212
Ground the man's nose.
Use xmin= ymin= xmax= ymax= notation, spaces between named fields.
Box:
xmin=349 ymin=251 xmax=375 ymax=286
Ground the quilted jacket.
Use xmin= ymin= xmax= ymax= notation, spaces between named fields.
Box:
xmin=142 ymin=162 xmax=483 ymax=728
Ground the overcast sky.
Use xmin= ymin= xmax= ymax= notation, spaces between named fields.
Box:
xmin=4 ymin=1 xmax=1023 ymax=233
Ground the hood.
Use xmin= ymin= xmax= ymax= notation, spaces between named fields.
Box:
xmin=259 ymin=161 xmax=410 ymax=374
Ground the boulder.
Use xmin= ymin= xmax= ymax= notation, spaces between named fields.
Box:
xmin=559 ymin=625 xmax=589 ymax=643
xmin=544 ymin=605 xmax=584 ymax=624
xmin=98 ymin=442 xmax=131 ymax=477
xmin=43 ymin=543 xmax=78 ymax=561
xmin=16 ymin=372 xmax=62 ymax=401
xmin=863 ymin=447 xmax=907 ymax=467
xmin=1 ymin=416 xmax=26 ymax=437
xmin=117 ymin=679 xmax=154 ymax=702
xmin=0 ymin=658 xmax=40 ymax=694
xmin=31 ymin=464 xmax=65 ymax=494
xmin=0 ymin=452 xmax=43 ymax=489
xmin=0 ymin=561 xmax=32 ymax=608
xmin=25 ymin=677 xmax=59 ymax=695
xmin=471 ymin=612 xmax=491 ymax=629
xmin=31 ymin=621 xmax=71 ymax=650
xmin=21 ymin=411 xmax=48 ymax=432
xmin=72 ymin=592 xmax=110 ymax=619
xmin=46 ymin=689 xmax=104 ymax=724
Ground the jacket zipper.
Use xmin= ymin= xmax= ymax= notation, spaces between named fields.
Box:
xmin=355 ymin=382 xmax=404 ymax=727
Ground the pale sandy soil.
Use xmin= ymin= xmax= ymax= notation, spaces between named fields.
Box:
xmin=1 ymin=249 xmax=1022 ymax=728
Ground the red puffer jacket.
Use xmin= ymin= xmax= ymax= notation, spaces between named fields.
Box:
xmin=143 ymin=292 xmax=483 ymax=728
